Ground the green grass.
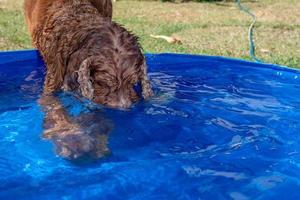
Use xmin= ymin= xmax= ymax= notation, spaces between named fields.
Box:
xmin=0 ymin=0 xmax=299 ymax=68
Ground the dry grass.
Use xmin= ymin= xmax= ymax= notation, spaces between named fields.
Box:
xmin=0 ymin=0 xmax=299 ymax=67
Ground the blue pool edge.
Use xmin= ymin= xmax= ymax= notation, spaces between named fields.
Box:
xmin=0 ymin=49 xmax=299 ymax=74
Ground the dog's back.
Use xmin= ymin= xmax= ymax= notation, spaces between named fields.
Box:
xmin=24 ymin=0 xmax=112 ymax=37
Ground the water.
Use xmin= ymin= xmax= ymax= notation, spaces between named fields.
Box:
xmin=0 ymin=53 xmax=300 ymax=199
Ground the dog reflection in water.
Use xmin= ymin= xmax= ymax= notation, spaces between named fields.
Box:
xmin=40 ymin=95 xmax=113 ymax=161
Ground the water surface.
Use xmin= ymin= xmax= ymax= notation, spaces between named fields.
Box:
xmin=0 ymin=52 xmax=300 ymax=199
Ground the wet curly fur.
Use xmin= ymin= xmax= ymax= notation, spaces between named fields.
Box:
xmin=25 ymin=0 xmax=153 ymax=108
xmin=24 ymin=0 xmax=153 ymax=160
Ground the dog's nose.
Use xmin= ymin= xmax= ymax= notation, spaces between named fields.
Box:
xmin=108 ymin=102 xmax=131 ymax=109
xmin=120 ymin=96 xmax=131 ymax=108
xmin=107 ymin=98 xmax=132 ymax=109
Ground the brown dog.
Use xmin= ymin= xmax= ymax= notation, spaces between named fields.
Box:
xmin=24 ymin=0 xmax=152 ymax=108
xmin=24 ymin=0 xmax=153 ymax=160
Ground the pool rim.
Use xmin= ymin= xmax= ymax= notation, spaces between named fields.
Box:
xmin=0 ymin=49 xmax=299 ymax=74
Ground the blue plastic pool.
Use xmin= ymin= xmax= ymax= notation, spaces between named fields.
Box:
xmin=0 ymin=50 xmax=300 ymax=199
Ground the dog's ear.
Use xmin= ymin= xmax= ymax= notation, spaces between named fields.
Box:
xmin=76 ymin=58 xmax=94 ymax=100
xmin=140 ymin=60 xmax=153 ymax=99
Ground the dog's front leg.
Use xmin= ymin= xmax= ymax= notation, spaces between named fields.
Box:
xmin=38 ymin=94 xmax=79 ymax=139
xmin=38 ymin=94 xmax=112 ymax=160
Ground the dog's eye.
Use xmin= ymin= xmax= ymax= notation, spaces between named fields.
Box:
xmin=133 ymin=82 xmax=142 ymax=97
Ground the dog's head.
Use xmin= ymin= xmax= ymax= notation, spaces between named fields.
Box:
xmin=77 ymin=55 xmax=152 ymax=109
xmin=76 ymin=23 xmax=153 ymax=109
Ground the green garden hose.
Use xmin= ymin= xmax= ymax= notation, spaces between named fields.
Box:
xmin=236 ymin=0 xmax=263 ymax=63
